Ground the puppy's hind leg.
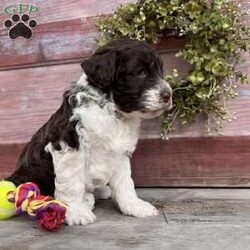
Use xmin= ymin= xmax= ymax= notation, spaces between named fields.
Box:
xmin=45 ymin=142 xmax=96 ymax=226
xmin=94 ymin=185 xmax=112 ymax=200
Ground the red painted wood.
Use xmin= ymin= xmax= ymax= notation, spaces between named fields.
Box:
xmin=0 ymin=0 xmax=135 ymax=68
xmin=0 ymin=58 xmax=249 ymax=144
xmin=0 ymin=63 xmax=82 ymax=143
xmin=1 ymin=61 xmax=249 ymax=144
xmin=1 ymin=0 xmax=248 ymax=69
xmin=0 ymin=17 xmax=98 ymax=69
xmin=0 ymin=0 xmax=133 ymax=24
xmin=0 ymin=144 xmax=24 ymax=179
xmin=0 ymin=19 xmax=188 ymax=70
xmin=2 ymin=136 xmax=250 ymax=187
xmin=0 ymin=0 xmax=249 ymax=187
xmin=131 ymin=137 xmax=250 ymax=187
xmin=140 ymin=98 xmax=250 ymax=139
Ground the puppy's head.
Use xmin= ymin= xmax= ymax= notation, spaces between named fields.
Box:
xmin=81 ymin=39 xmax=172 ymax=119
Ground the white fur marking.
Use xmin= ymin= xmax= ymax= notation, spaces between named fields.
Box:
xmin=77 ymin=73 xmax=88 ymax=86
xmin=45 ymin=142 xmax=96 ymax=225
xmin=109 ymin=156 xmax=159 ymax=218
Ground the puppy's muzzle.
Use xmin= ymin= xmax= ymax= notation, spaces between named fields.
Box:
xmin=158 ymin=80 xmax=172 ymax=111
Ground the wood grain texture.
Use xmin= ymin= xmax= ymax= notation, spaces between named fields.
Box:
xmin=0 ymin=0 xmax=248 ymax=69
xmin=131 ymin=136 xmax=250 ymax=187
xmin=140 ymin=97 xmax=250 ymax=139
xmin=0 ymin=58 xmax=249 ymax=144
xmin=0 ymin=17 xmax=98 ymax=69
xmin=0 ymin=0 xmax=249 ymax=187
xmin=0 ymin=0 xmax=134 ymax=68
xmin=2 ymin=136 xmax=250 ymax=187
xmin=0 ymin=0 xmax=184 ymax=69
xmin=0 ymin=19 xmax=187 ymax=70
xmin=0 ymin=144 xmax=24 ymax=179
xmin=0 ymin=0 xmax=133 ymax=24
xmin=0 ymin=63 xmax=82 ymax=143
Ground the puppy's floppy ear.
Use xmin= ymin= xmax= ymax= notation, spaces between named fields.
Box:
xmin=81 ymin=49 xmax=116 ymax=90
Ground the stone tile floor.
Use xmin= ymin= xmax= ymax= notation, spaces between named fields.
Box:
xmin=1 ymin=188 xmax=250 ymax=250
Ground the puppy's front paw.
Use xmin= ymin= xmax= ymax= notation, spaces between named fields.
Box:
xmin=84 ymin=193 xmax=95 ymax=210
xmin=119 ymin=198 xmax=159 ymax=218
xmin=66 ymin=203 xmax=96 ymax=226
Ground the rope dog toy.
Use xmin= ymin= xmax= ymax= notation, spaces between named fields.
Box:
xmin=0 ymin=181 xmax=67 ymax=231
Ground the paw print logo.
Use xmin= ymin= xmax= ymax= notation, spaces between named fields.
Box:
xmin=4 ymin=14 xmax=37 ymax=39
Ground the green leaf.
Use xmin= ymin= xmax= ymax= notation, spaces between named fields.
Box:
xmin=95 ymin=0 xmax=250 ymax=135
xmin=157 ymin=6 xmax=167 ymax=16
xmin=211 ymin=62 xmax=225 ymax=75
xmin=140 ymin=11 xmax=146 ymax=21
xmin=195 ymin=87 xmax=211 ymax=100
xmin=119 ymin=23 xmax=131 ymax=35
xmin=170 ymin=0 xmax=180 ymax=6
xmin=188 ymin=71 xmax=205 ymax=85
xmin=133 ymin=16 xmax=142 ymax=24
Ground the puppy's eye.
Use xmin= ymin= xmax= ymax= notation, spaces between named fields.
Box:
xmin=135 ymin=69 xmax=147 ymax=79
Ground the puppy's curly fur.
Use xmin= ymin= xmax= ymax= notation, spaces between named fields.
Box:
xmin=7 ymin=39 xmax=172 ymax=225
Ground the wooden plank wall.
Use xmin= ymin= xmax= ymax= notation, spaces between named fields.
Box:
xmin=0 ymin=0 xmax=249 ymax=186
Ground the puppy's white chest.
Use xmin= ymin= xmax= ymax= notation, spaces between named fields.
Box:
xmin=74 ymin=102 xmax=141 ymax=153
xmin=73 ymin=102 xmax=141 ymax=189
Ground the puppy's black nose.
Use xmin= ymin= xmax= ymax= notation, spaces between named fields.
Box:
xmin=161 ymin=90 xmax=171 ymax=103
